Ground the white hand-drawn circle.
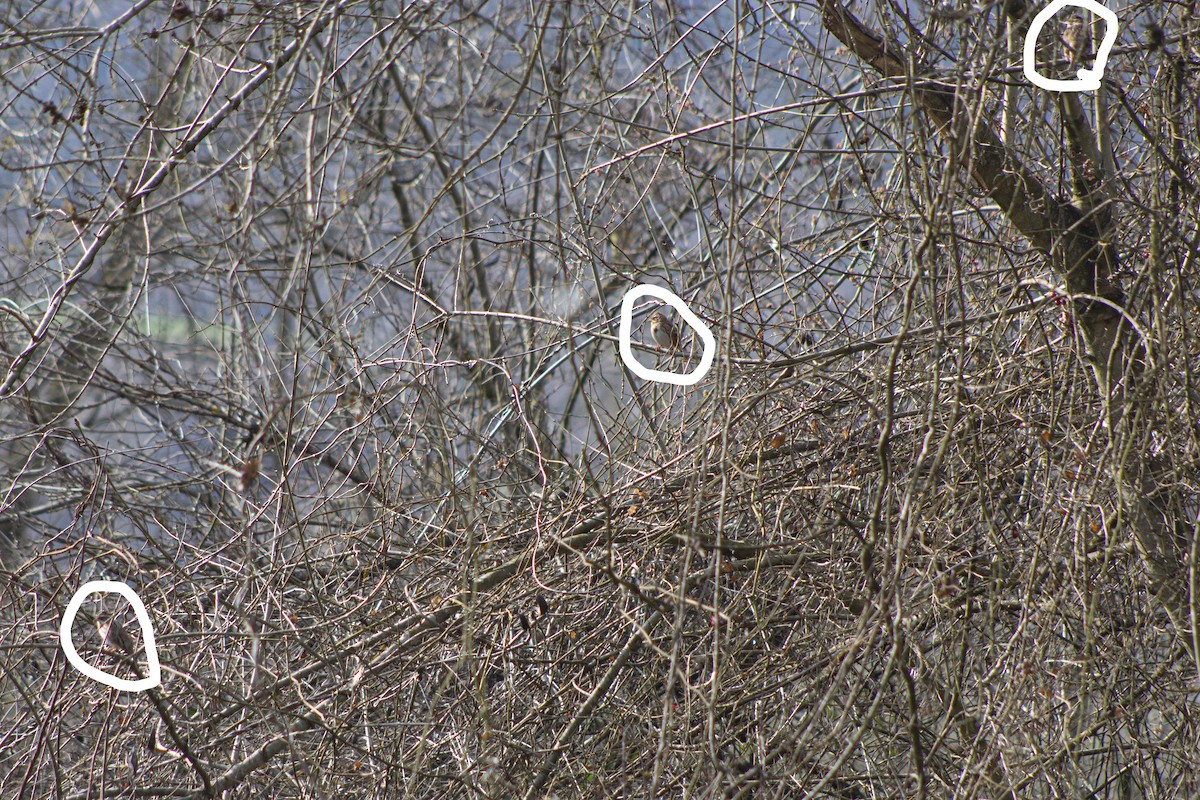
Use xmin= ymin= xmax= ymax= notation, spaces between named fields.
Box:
xmin=60 ymin=580 xmax=162 ymax=692
xmin=618 ymin=285 xmax=715 ymax=386
xmin=1024 ymin=0 xmax=1119 ymax=92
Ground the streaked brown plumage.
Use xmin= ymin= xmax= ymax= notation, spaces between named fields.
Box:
xmin=648 ymin=310 xmax=681 ymax=352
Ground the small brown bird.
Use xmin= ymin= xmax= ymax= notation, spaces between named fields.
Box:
xmin=648 ymin=310 xmax=681 ymax=352
xmin=1063 ymin=13 xmax=1090 ymax=67
xmin=97 ymin=614 xmax=137 ymax=655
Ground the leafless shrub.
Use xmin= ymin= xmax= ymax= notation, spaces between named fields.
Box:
xmin=1 ymin=0 xmax=1198 ymax=798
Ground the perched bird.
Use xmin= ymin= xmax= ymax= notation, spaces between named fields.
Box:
xmin=648 ymin=309 xmax=681 ymax=353
xmin=1063 ymin=13 xmax=1090 ymax=67
xmin=97 ymin=613 xmax=137 ymax=655
xmin=1144 ymin=20 xmax=1164 ymax=53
